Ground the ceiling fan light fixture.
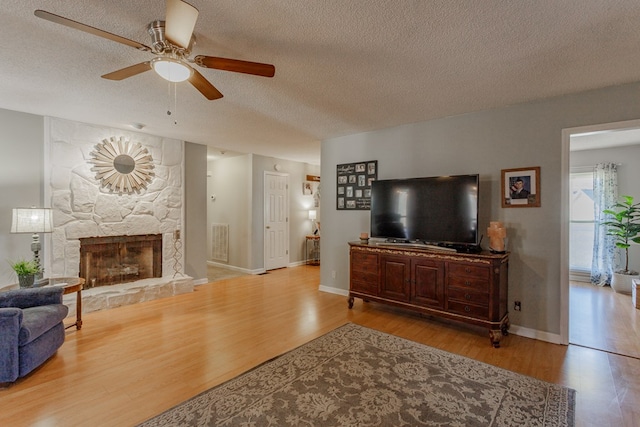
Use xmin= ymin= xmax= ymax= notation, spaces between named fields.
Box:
xmin=151 ymin=57 xmax=193 ymax=82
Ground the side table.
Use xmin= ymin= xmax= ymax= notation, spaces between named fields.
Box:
xmin=46 ymin=277 xmax=85 ymax=330
xmin=305 ymin=235 xmax=320 ymax=265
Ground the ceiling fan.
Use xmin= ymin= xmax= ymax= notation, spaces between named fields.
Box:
xmin=34 ymin=0 xmax=275 ymax=100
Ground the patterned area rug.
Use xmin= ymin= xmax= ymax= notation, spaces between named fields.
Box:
xmin=139 ymin=323 xmax=575 ymax=426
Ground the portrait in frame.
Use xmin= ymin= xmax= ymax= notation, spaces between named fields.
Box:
xmin=501 ymin=166 xmax=541 ymax=208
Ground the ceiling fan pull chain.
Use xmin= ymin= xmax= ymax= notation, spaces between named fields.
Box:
xmin=166 ymin=79 xmax=172 ymax=117
xmin=173 ymin=82 xmax=178 ymax=125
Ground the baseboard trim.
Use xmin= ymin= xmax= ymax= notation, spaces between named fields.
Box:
xmin=508 ymin=324 xmax=563 ymax=345
xmin=318 ymin=285 xmax=349 ymax=296
xmin=207 ymin=260 xmax=310 ymax=274
xmin=289 ymin=260 xmax=306 ymax=267
xmin=206 ymin=261 xmax=263 ymax=275
xmin=193 ymin=278 xmax=209 ymax=286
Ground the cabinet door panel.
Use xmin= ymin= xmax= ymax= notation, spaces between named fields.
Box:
xmin=411 ymin=258 xmax=444 ymax=308
xmin=380 ymin=256 xmax=410 ymax=301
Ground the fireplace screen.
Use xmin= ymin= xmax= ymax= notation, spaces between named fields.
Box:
xmin=79 ymin=234 xmax=162 ymax=288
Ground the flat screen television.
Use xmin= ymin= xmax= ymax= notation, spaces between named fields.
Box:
xmin=370 ymin=174 xmax=479 ymax=249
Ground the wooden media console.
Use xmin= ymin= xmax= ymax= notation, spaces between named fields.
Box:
xmin=348 ymin=242 xmax=510 ymax=347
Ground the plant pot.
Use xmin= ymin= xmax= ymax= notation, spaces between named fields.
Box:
xmin=611 ymin=272 xmax=637 ymax=294
xmin=18 ymin=274 xmax=35 ymax=288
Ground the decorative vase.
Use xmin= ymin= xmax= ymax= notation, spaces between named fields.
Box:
xmin=611 ymin=272 xmax=637 ymax=295
xmin=18 ymin=274 xmax=35 ymax=288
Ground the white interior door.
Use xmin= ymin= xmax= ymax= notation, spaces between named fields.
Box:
xmin=264 ymin=172 xmax=289 ymax=270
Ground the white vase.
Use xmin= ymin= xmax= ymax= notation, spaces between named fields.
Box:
xmin=611 ymin=272 xmax=637 ymax=294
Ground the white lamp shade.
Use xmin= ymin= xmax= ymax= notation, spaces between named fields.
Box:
xmin=11 ymin=208 xmax=53 ymax=233
xmin=308 ymin=210 xmax=317 ymax=220
xmin=151 ymin=58 xmax=193 ymax=82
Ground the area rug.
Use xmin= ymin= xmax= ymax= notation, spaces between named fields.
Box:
xmin=138 ymin=323 xmax=575 ymax=426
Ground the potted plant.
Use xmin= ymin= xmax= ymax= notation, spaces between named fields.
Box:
xmin=9 ymin=259 xmax=42 ymax=288
xmin=602 ymin=195 xmax=640 ymax=294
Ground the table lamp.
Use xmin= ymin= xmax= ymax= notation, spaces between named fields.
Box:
xmin=11 ymin=207 xmax=53 ymax=277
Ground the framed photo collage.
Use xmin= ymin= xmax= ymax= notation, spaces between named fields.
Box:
xmin=336 ymin=160 xmax=377 ymax=210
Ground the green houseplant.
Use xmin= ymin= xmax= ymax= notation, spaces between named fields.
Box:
xmin=9 ymin=259 xmax=42 ymax=288
xmin=602 ymin=195 xmax=640 ymax=293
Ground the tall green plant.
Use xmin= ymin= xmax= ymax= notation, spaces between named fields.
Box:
xmin=602 ymin=195 xmax=640 ymax=274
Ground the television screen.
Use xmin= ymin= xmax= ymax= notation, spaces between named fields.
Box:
xmin=370 ymin=174 xmax=479 ymax=246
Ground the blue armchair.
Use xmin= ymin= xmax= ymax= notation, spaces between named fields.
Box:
xmin=0 ymin=287 xmax=69 ymax=383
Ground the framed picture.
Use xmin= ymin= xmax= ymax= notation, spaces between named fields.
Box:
xmin=501 ymin=166 xmax=541 ymax=207
xmin=303 ymin=181 xmax=319 ymax=195
xmin=336 ymin=160 xmax=377 ymax=210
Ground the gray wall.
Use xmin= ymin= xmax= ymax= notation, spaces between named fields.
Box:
xmin=0 ymin=109 xmax=44 ymax=285
xmin=320 ymin=81 xmax=640 ymax=337
xmin=184 ymin=142 xmax=208 ymax=281
xmin=207 ymin=154 xmax=253 ymax=269
xmin=571 ymin=143 xmax=640 ymax=271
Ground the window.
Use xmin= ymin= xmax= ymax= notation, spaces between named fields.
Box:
xmin=569 ymin=172 xmax=595 ymax=272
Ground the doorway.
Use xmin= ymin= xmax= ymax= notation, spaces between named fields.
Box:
xmin=564 ymin=120 xmax=640 ymax=358
xmin=264 ymin=171 xmax=289 ymax=270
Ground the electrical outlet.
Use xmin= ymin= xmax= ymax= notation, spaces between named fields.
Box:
xmin=331 ymin=270 xmax=336 ymax=279
xmin=514 ymin=301 xmax=521 ymax=311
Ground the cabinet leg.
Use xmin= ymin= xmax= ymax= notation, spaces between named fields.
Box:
xmin=489 ymin=329 xmax=502 ymax=348
xmin=348 ymin=296 xmax=354 ymax=309
xmin=501 ymin=317 xmax=510 ymax=336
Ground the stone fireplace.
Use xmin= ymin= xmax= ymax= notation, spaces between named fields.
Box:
xmin=79 ymin=234 xmax=162 ymax=288
xmin=45 ymin=118 xmax=194 ymax=316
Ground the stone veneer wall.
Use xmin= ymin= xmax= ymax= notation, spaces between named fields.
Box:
xmin=46 ymin=118 xmax=184 ymax=279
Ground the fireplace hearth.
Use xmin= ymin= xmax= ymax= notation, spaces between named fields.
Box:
xmin=79 ymin=234 xmax=162 ymax=288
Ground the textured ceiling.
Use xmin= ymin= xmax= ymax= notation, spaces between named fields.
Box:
xmin=2 ymin=1 xmax=640 ymax=164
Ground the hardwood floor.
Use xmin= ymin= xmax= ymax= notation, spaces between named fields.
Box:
xmin=570 ymin=280 xmax=640 ymax=358
xmin=1 ymin=266 xmax=638 ymax=427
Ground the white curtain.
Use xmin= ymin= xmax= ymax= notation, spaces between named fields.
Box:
xmin=590 ymin=162 xmax=618 ymax=286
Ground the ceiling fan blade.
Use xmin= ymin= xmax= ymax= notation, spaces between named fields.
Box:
xmin=102 ymin=62 xmax=152 ymax=80
xmin=194 ymin=56 xmax=275 ymax=77
xmin=188 ymin=70 xmax=223 ymax=100
xmin=165 ymin=0 xmax=199 ymax=50
xmin=34 ymin=10 xmax=151 ymax=52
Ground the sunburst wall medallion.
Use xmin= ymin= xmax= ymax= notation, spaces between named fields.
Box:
xmin=89 ymin=137 xmax=155 ymax=194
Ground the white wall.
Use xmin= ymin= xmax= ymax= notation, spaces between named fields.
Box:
xmin=320 ymin=81 xmax=640 ymax=337
xmin=0 ymin=109 xmax=44 ymax=285
xmin=571 ymin=143 xmax=640 ymax=272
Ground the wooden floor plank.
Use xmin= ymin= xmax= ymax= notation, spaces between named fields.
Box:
xmin=0 ymin=266 xmax=636 ymax=426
